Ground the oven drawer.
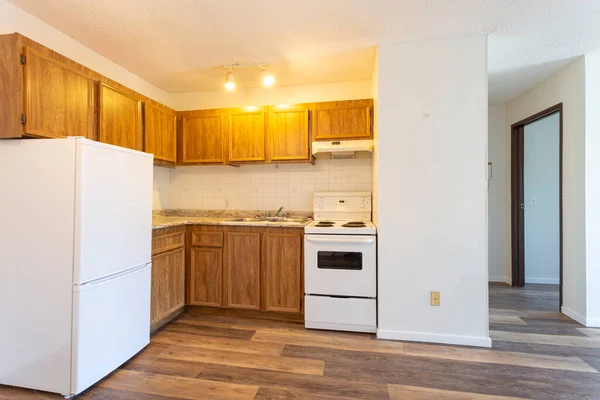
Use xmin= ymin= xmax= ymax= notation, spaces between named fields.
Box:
xmin=304 ymin=234 xmax=376 ymax=297
xmin=305 ymin=295 xmax=376 ymax=333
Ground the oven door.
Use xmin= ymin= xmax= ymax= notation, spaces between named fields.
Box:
xmin=304 ymin=234 xmax=376 ymax=297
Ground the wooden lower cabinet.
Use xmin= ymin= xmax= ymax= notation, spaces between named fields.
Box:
xmin=150 ymin=247 xmax=185 ymax=325
xmin=151 ymin=226 xmax=186 ymax=330
xmin=225 ymin=229 xmax=262 ymax=309
xmin=186 ymin=225 xmax=303 ymax=315
xmin=262 ymin=229 xmax=303 ymax=313
xmin=189 ymin=247 xmax=223 ymax=307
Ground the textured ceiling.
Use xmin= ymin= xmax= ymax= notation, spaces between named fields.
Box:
xmin=8 ymin=0 xmax=600 ymax=103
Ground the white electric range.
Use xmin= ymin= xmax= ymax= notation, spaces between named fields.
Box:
xmin=304 ymin=192 xmax=377 ymax=333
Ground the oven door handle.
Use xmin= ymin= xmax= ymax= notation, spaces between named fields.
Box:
xmin=305 ymin=237 xmax=375 ymax=244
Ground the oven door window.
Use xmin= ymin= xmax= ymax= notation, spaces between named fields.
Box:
xmin=317 ymin=251 xmax=363 ymax=270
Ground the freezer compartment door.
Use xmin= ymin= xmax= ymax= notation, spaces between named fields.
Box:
xmin=71 ymin=263 xmax=151 ymax=395
xmin=74 ymin=139 xmax=153 ymax=284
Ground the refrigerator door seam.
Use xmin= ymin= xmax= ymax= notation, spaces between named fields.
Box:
xmin=73 ymin=262 xmax=151 ymax=289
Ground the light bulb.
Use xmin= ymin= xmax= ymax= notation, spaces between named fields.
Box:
xmin=261 ymin=67 xmax=275 ymax=87
xmin=224 ymin=69 xmax=235 ymax=91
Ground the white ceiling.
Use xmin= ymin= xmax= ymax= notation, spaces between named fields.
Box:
xmin=8 ymin=0 xmax=600 ymax=103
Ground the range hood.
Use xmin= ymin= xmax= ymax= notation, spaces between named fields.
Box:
xmin=312 ymin=140 xmax=374 ymax=160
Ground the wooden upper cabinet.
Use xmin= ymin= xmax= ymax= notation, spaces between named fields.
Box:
xmin=98 ymin=83 xmax=142 ymax=151
xmin=180 ymin=110 xmax=227 ymax=164
xmin=23 ymin=47 xmax=94 ymax=139
xmin=313 ymin=99 xmax=373 ymax=141
xmin=268 ymin=105 xmax=310 ymax=161
xmin=228 ymin=108 xmax=266 ymax=162
xmin=225 ymin=230 xmax=261 ymax=309
xmin=262 ymin=230 xmax=303 ymax=313
xmin=144 ymin=103 xmax=176 ymax=164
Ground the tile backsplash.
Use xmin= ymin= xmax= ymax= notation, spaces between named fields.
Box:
xmin=153 ymin=159 xmax=373 ymax=211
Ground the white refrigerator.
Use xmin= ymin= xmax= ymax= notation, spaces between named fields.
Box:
xmin=0 ymin=137 xmax=153 ymax=397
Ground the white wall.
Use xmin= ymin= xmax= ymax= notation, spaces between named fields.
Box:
xmin=160 ymin=159 xmax=372 ymax=212
xmin=505 ymin=57 xmax=587 ymax=324
xmin=524 ymin=114 xmax=560 ymax=284
xmin=371 ymin=49 xmax=379 ymax=225
xmin=585 ymin=52 xmax=600 ymax=327
xmin=488 ymin=105 xmax=507 ymax=282
xmin=171 ymin=81 xmax=372 ymax=111
xmin=376 ymin=36 xmax=489 ymax=347
xmin=0 ymin=0 xmax=172 ymax=107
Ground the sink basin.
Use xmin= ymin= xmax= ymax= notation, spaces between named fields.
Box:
xmin=267 ymin=217 xmax=310 ymax=223
xmin=229 ymin=217 xmax=309 ymax=224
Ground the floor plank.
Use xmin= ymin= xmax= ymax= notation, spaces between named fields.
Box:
xmin=252 ymin=328 xmax=405 ymax=354
xmin=160 ymin=344 xmax=325 ymax=375
xmin=196 ymin=363 xmax=390 ymax=399
xmin=488 ymin=315 xmax=528 ymax=325
xmin=152 ymin=330 xmax=285 ymax=356
xmin=490 ymin=330 xmax=600 ymax=348
xmin=163 ymin=321 xmax=255 ymax=340
xmin=402 ymin=341 xmax=597 ymax=373
xmin=388 ymin=383 xmax=523 ymax=399
xmin=99 ymin=369 xmax=258 ymax=400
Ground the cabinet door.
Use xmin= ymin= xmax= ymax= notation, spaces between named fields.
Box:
xmin=180 ymin=112 xmax=226 ymax=164
xmin=225 ymin=232 xmax=261 ymax=309
xmin=269 ymin=106 xmax=310 ymax=161
xmin=23 ymin=47 xmax=94 ymax=138
xmin=313 ymin=100 xmax=372 ymax=141
xmin=144 ymin=103 xmax=176 ymax=164
xmin=263 ymin=232 xmax=302 ymax=312
xmin=189 ymin=247 xmax=223 ymax=307
xmin=98 ymin=83 xmax=142 ymax=151
xmin=150 ymin=247 xmax=185 ymax=325
xmin=228 ymin=108 xmax=265 ymax=162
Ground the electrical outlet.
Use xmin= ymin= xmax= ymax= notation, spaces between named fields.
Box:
xmin=430 ymin=291 xmax=440 ymax=306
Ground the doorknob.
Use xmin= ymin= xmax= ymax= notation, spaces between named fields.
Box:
xmin=520 ymin=203 xmax=525 ymax=210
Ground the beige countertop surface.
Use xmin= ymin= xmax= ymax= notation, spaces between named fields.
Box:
xmin=152 ymin=215 xmax=311 ymax=230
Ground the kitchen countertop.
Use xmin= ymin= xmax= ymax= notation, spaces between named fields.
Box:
xmin=152 ymin=215 xmax=312 ymax=229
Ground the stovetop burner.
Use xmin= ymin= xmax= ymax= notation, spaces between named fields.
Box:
xmin=342 ymin=221 xmax=367 ymax=228
xmin=315 ymin=221 xmax=335 ymax=227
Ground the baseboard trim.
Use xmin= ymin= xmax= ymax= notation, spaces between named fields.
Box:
xmin=525 ymin=277 xmax=560 ymax=284
xmin=585 ymin=317 xmax=600 ymax=328
xmin=377 ymin=329 xmax=492 ymax=348
xmin=561 ymin=306 xmax=586 ymax=325
xmin=489 ymin=276 xmax=510 ymax=284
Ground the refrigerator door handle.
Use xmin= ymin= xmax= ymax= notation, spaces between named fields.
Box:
xmin=73 ymin=262 xmax=151 ymax=291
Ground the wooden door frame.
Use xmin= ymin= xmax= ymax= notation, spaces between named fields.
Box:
xmin=510 ymin=103 xmax=563 ymax=306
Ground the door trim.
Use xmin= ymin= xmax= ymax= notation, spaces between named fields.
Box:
xmin=510 ymin=103 xmax=563 ymax=307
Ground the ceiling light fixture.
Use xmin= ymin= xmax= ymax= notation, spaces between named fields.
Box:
xmin=261 ymin=67 xmax=275 ymax=87
xmin=224 ymin=68 xmax=235 ymax=91
xmin=222 ymin=62 xmax=274 ymax=90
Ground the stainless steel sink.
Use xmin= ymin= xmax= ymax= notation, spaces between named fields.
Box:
xmin=229 ymin=217 xmax=309 ymax=224
xmin=229 ymin=217 xmax=266 ymax=222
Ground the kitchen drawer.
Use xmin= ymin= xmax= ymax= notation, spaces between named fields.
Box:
xmin=191 ymin=231 xmax=224 ymax=247
xmin=152 ymin=231 xmax=185 ymax=255
xmin=304 ymin=295 xmax=376 ymax=333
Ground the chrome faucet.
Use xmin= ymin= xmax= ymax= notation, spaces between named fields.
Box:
xmin=275 ymin=206 xmax=284 ymax=217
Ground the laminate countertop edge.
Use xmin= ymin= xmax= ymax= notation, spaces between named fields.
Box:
xmin=152 ymin=217 xmax=311 ymax=230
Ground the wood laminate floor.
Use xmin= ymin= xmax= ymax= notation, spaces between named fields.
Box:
xmin=2 ymin=284 xmax=599 ymax=399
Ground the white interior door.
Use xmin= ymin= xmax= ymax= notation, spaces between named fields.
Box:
xmin=71 ymin=263 xmax=151 ymax=395
xmin=73 ymin=139 xmax=153 ymax=284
